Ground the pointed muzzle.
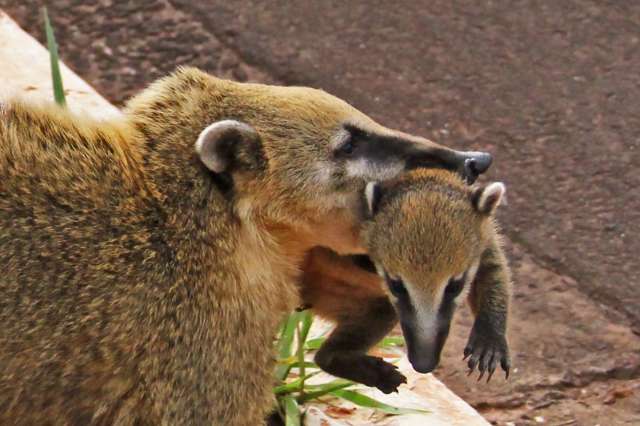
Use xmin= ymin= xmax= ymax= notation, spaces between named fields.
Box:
xmin=402 ymin=141 xmax=493 ymax=184
xmin=459 ymin=152 xmax=493 ymax=184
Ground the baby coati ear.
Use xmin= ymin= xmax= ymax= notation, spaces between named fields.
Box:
xmin=195 ymin=120 xmax=265 ymax=174
xmin=364 ymin=181 xmax=383 ymax=217
xmin=472 ymin=182 xmax=506 ymax=215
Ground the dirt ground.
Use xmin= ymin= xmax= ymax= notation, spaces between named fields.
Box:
xmin=2 ymin=1 xmax=639 ymax=424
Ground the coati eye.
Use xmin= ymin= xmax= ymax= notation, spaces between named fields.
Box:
xmin=338 ymin=138 xmax=355 ymax=155
xmin=387 ymin=276 xmax=408 ymax=298
xmin=444 ymin=274 xmax=466 ymax=298
xmin=335 ymin=131 xmax=360 ymax=157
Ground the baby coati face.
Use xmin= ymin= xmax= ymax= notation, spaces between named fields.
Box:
xmin=361 ymin=169 xmax=505 ymax=373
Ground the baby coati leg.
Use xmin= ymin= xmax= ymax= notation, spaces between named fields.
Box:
xmin=464 ymin=236 xmax=512 ymax=381
xmin=301 ymin=247 xmax=406 ymax=394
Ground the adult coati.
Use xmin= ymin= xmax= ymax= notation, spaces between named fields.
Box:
xmin=0 ymin=67 xmax=490 ymax=424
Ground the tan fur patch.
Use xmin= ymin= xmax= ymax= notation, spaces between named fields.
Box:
xmin=363 ymin=169 xmax=493 ymax=304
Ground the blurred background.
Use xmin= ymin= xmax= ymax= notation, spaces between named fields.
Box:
xmin=1 ymin=1 xmax=638 ymax=424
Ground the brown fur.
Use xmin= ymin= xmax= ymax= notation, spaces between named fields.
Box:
xmin=363 ymin=169 xmax=512 ymax=379
xmin=308 ymin=170 xmax=511 ymax=389
xmin=1 ymin=96 xmax=300 ymax=425
xmin=363 ymin=170 xmax=492 ymax=282
xmin=0 ymin=67 xmax=482 ymax=424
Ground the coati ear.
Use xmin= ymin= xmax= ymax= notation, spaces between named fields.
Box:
xmin=195 ymin=120 xmax=264 ymax=174
xmin=472 ymin=182 xmax=506 ymax=215
xmin=364 ymin=181 xmax=383 ymax=217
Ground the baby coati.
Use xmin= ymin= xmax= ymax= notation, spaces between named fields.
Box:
xmin=0 ymin=67 xmax=492 ymax=425
xmin=306 ymin=170 xmax=511 ymax=393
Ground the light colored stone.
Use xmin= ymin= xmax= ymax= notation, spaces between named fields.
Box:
xmin=302 ymin=320 xmax=490 ymax=426
xmin=0 ymin=10 xmax=490 ymax=425
xmin=0 ymin=10 xmax=119 ymax=119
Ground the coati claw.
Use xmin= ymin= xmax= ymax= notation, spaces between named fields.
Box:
xmin=463 ymin=346 xmax=472 ymax=360
xmin=486 ymin=355 xmax=497 ymax=382
xmin=464 ymin=317 xmax=511 ymax=382
xmin=478 ymin=353 xmax=489 ymax=380
xmin=486 ymin=369 xmax=495 ymax=383
xmin=360 ymin=356 xmax=407 ymax=394
xmin=467 ymin=354 xmax=479 ymax=372
xmin=502 ymin=358 xmax=511 ymax=379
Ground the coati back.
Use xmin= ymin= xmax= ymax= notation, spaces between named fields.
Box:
xmin=360 ymin=169 xmax=511 ymax=378
xmin=0 ymin=68 xmax=494 ymax=424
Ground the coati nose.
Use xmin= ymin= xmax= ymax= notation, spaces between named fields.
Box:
xmin=407 ymin=348 xmax=441 ymax=374
xmin=469 ymin=152 xmax=492 ymax=174
xmin=461 ymin=152 xmax=492 ymax=184
xmin=409 ymin=356 xmax=439 ymax=374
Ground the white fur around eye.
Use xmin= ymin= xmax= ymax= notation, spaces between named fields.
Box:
xmin=330 ymin=128 xmax=352 ymax=151
xmin=346 ymin=158 xmax=405 ymax=180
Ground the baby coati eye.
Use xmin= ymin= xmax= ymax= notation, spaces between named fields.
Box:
xmin=387 ymin=276 xmax=408 ymax=298
xmin=444 ymin=274 xmax=466 ymax=298
xmin=338 ymin=138 xmax=355 ymax=155
xmin=335 ymin=130 xmax=362 ymax=157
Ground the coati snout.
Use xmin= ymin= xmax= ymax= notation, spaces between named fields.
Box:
xmin=384 ymin=270 xmax=470 ymax=374
xmin=361 ymin=170 xmax=507 ymax=375
xmin=337 ymin=124 xmax=491 ymax=186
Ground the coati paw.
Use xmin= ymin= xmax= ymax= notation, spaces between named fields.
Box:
xmin=359 ymin=356 xmax=408 ymax=394
xmin=463 ymin=323 xmax=510 ymax=382
xmin=316 ymin=352 xmax=407 ymax=394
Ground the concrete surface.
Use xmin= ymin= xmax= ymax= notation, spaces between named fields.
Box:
xmin=1 ymin=1 xmax=639 ymax=424
xmin=0 ymin=11 xmax=118 ymax=118
xmin=302 ymin=320 xmax=490 ymax=425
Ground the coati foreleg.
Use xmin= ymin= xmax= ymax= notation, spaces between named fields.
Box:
xmin=464 ymin=235 xmax=512 ymax=381
xmin=301 ymin=247 xmax=406 ymax=394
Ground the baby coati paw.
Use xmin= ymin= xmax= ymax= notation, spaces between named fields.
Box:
xmin=463 ymin=318 xmax=510 ymax=382
xmin=359 ymin=356 xmax=408 ymax=394
xmin=316 ymin=352 xmax=407 ymax=394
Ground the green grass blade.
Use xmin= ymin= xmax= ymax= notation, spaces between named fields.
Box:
xmin=282 ymin=395 xmax=301 ymax=426
xmin=297 ymin=379 xmax=354 ymax=403
xmin=282 ymin=361 xmax=318 ymax=370
xmin=378 ymin=336 xmax=405 ymax=347
xmin=296 ymin=324 xmax=306 ymax=396
xmin=302 ymin=378 xmax=354 ymax=390
xmin=305 ymin=335 xmax=403 ymax=352
xmin=42 ymin=7 xmax=66 ymax=106
xmin=276 ymin=355 xmax=298 ymax=365
xmin=295 ymin=311 xmax=314 ymax=396
xmin=274 ymin=371 xmax=322 ymax=395
xmin=330 ymin=389 xmax=429 ymax=415
xmin=304 ymin=336 xmax=325 ymax=351
xmin=297 ymin=310 xmax=313 ymax=344
xmin=275 ymin=312 xmax=303 ymax=381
